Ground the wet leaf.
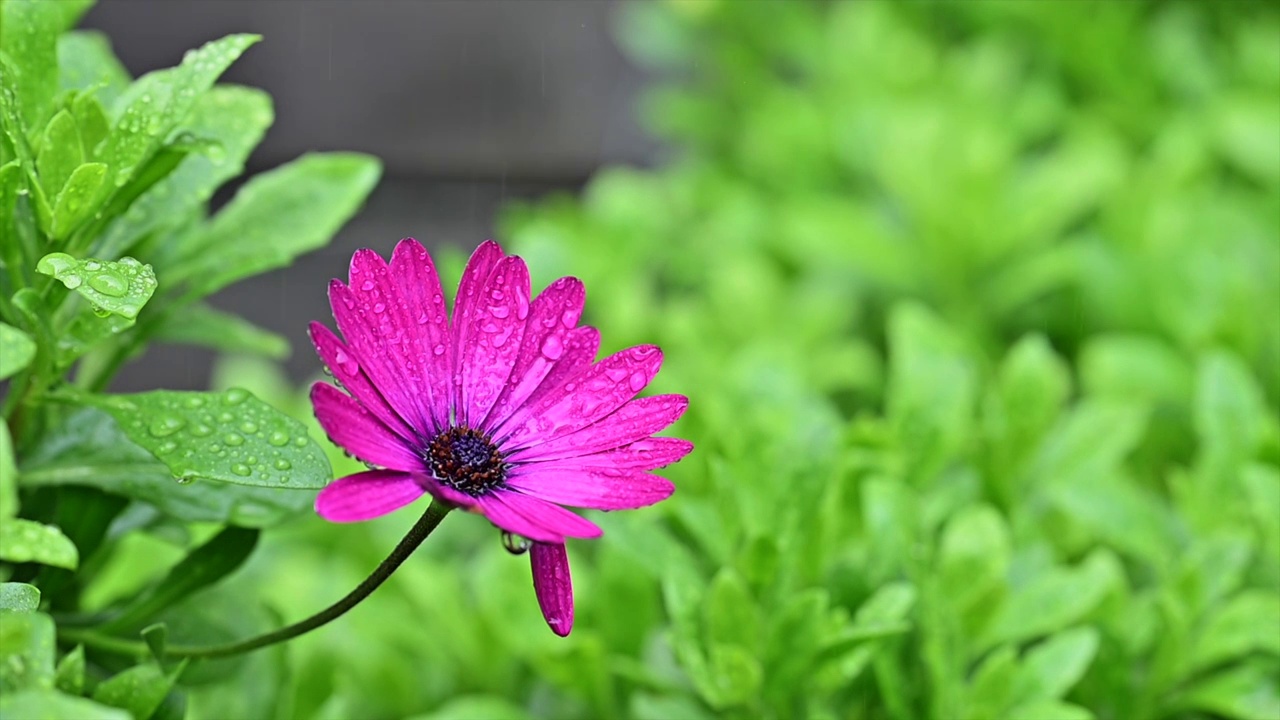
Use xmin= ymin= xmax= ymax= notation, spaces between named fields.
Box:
xmin=19 ymin=407 xmax=315 ymax=527
xmin=153 ymin=303 xmax=289 ymax=359
xmin=36 ymin=252 xmax=156 ymax=319
xmin=0 ymin=321 xmax=35 ymax=381
xmin=58 ymin=31 xmax=131 ymax=109
xmin=76 ymin=388 xmax=331 ymax=489
xmin=99 ymin=85 xmax=272 ymax=260
xmin=0 ymin=689 xmax=130 ymax=720
xmin=0 ymin=421 xmax=14 ymax=519
xmin=36 ymin=109 xmax=82 ymax=199
xmin=0 ymin=519 xmax=78 ymax=569
xmin=170 ymin=152 xmax=381 ymax=298
xmin=0 ymin=0 xmax=64 ymax=128
xmin=49 ymin=161 xmax=106 ymax=239
xmin=97 ymin=34 xmax=259 ymax=192
xmin=0 ymin=583 xmax=40 ymax=613
xmin=0 ymin=611 xmax=55 ymax=692
xmin=92 ymin=661 xmax=180 ymax=720
xmin=53 ymin=645 xmax=84 ymax=696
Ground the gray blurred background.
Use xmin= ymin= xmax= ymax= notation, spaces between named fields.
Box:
xmin=81 ymin=0 xmax=658 ymax=391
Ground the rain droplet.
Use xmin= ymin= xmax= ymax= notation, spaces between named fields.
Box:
xmin=629 ymin=371 xmax=648 ymax=393
xmin=294 ymin=437 xmax=308 ymax=447
xmin=87 ymin=271 xmax=127 ymax=297
xmin=361 ymin=280 xmax=375 ymax=291
xmin=373 ymin=302 xmax=386 ymax=314
xmin=223 ymin=433 xmax=245 ymax=446
xmin=246 ymin=456 xmax=258 ymax=465
xmin=185 ymin=396 xmax=205 ymax=408
xmin=223 ymin=388 xmax=250 ymax=405
xmin=231 ymin=463 xmax=251 ymax=477
xmin=501 ymin=531 xmax=531 ymax=555
xmin=541 ymin=335 xmax=563 ymax=360
xmin=491 ymin=305 xmax=510 ymax=319
xmin=157 ymin=440 xmax=177 ymax=454
xmin=268 ymin=431 xmax=289 ymax=447
xmin=240 ymin=421 xmax=259 ymax=434
xmin=433 ymin=344 xmax=445 ymax=356
xmin=274 ymin=458 xmax=292 ymax=471
xmin=148 ymin=414 xmax=186 ymax=438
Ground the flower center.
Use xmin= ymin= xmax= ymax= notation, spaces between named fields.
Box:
xmin=426 ymin=427 xmax=507 ymax=496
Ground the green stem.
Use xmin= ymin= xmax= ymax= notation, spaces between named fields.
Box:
xmin=59 ymin=501 xmax=453 ymax=660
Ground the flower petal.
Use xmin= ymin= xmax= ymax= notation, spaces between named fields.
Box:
xmin=455 ymin=255 xmax=530 ymax=427
xmin=389 ymin=238 xmax=453 ymax=432
xmin=450 ymin=241 xmax=503 ymax=417
xmin=343 ymin=249 xmax=439 ymax=434
xmin=507 ymin=468 xmax=674 ymax=511
xmin=499 ymin=345 xmax=664 ymax=449
xmin=415 ymin=475 xmax=481 ymax=509
xmin=309 ymin=322 xmax=416 ymax=442
xmin=530 ymin=543 xmax=574 ymax=636
xmin=315 ymin=470 xmax=425 ymax=523
xmin=481 ymin=276 xmax=585 ymax=432
xmin=517 ymin=436 xmax=694 ymax=471
xmin=311 ymin=383 xmax=425 ymax=472
xmin=508 ymin=395 xmax=689 ymax=462
xmin=476 ymin=490 xmax=602 ymax=543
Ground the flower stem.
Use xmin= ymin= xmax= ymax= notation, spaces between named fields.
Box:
xmin=59 ymin=501 xmax=453 ymax=660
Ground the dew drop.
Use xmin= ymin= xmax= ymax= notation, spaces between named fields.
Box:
xmin=223 ymin=388 xmax=250 ymax=405
xmin=231 ymin=463 xmax=251 ymax=477
xmin=491 ymin=305 xmax=510 ymax=319
xmin=540 ymin=334 xmax=564 ymax=360
xmin=148 ymin=414 xmax=186 ymax=438
xmin=433 ymin=344 xmax=445 ymax=356
xmin=274 ymin=458 xmax=292 ymax=471
xmin=223 ymin=433 xmax=245 ymax=447
xmin=361 ymin=280 xmax=375 ymax=291
xmin=157 ymin=440 xmax=177 ymax=454
xmin=185 ymin=396 xmax=205 ymax=408
xmin=294 ymin=437 xmax=308 ymax=447
xmin=246 ymin=456 xmax=258 ymax=466
xmin=501 ymin=531 xmax=531 ymax=555
xmin=87 ymin=271 xmax=128 ymax=297
xmin=240 ymin=421 xmax=259 ymax=434
xmin=268 ymin=430 xmax=289 ymax=447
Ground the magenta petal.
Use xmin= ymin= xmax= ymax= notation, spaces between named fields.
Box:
xmin=515 ymin=436 xmax=692 ymax=472
xmin=481 ymin=276 xmax=585 ymax=432
xmin=311 ymin=383 xmax=425 ymax=472
xmin=344 ymin=249 xmax=439 ymax=434
xmin=309 ymin=322 xmax=416 ymax=442
xmin=476 ymin=490 xmax=602 ymax=543
xmin=456 ymin=255 xmax=531 ymax=427
xmin=500 ymin=345 xmax=664 ymax=448
xmin=507 ymin=469 xmax=674 ymax=511
xmin=509 ymin=395 xmax=689 ymax=462
xmin=388 ymin=238 xmax=453 ymax=432
xmin=451 ymin=241 xmax=504 ymax=415
xmin=530 ymin=543 xmax=574 ymax=636
xmin=491 ymin=326 xmax=600 ymax=437
xmin=315 ymin=470 xmax=425 ymax=522
xmin=415 ymin=475 xmax=480 ymax=509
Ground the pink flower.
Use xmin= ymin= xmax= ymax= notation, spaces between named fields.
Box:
xmin=309 ymin=239 xmax=691 ymax=636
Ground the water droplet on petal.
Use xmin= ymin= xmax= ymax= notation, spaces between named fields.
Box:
xmin=361 ymin=280 xmax=375 ymax=291
xmin=629 ymin=371 xmax=648 ymax=393
xmin=501 ymin=531 xmax=531 ymax=555
xmin=433 ymin=344 xmax=445 ymax=356
xmin=373 ymin=302 xmax=386 ymax=314
xmin=540 ymin=335 xmax=563 ymax=360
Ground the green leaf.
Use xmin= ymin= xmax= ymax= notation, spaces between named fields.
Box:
xmin=939 ymin=505 xmax=1011 ymax=627
xmin=1013 ymin=627 xmax=1100 ymax=703
xmin=1004 ymin=699 xmax=1094 ymax=720
xmin=703 ymin=568 xmax=760 ymax=650
xmin=49 ymin=161 xmax=106 ymax=239
xmin=58 ymin=31 xmax=131 ymax=109
xmin=705 ymin=643 xmax=763 ymax=708
xmin=170 ymin=152 xmax=381 ymax=298
xmin=0 ymin=611 xmax=54 ymax=692
xmin=19 ymin=407 xmax=315 ymax=527
xmin=36 ymin=109 xmax=82 ymax=199
xmin=73 ymin=388 xmax=330 ymax=488
xmin=0 ymin=420 xmax=15 ymax=519
xmin=0 ymin=583 xmax=40 ymax=612
xmin=1177 ymin=662 xmax=1280 ymax=720
xmin=409 ymin=697 xmax=534 ymax=720
xmin=1195 ymin=350 xmax=1267 ymax=465
xmin=0 ymin=689 xmax=131 ymax=720
xmin=1080 ymin=334 xmax=1193 ymax=405
xmin=98 ymin=84 xmax=273 ymax=260
xmin=886 ymin=303 xmax=977 ymax=483
xmin=98 ymin=34 xmax=260 ymax=191
xmin=1191 ymin=591 xmax=1280 ymax=672
xmin=966 ymin=645 xmax=1019 ymax=719
xmin=980 ymin=551 xmax=1120 ymax=649
xmin=153 ymin=303 xmax=289 ymax=359
xmin=0 ymin=0 xmax=61 ymax=128
xmin=0 ymin=519 xmax=78 ymax=569
xmin=70 ymin=92 xmax=109 ymax=158
xmin=0 ymin=321 xmax=35 ymax=381
xmin=54 ymin=309 xmax=133 ymax=367
xmin=1028 ymin=400 xmax=1148 ymax=487
xmin=102 ymin=526 xmax=259 ymax=633
xmin=53 ymin=645 xmax=84 ymax=696
xmin=36 ymin=253 xmax=156 ymax=319
xmin=92 ymin=662 xmax=179 ymax=720
xmin=983 ymin=335 xmax=1072 ymax=492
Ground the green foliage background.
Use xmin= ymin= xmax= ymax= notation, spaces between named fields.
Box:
xmin=3 ymin=1 xmax=1279 ymax=719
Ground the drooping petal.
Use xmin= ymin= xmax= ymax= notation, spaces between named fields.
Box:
xmin=455 ymin=255 xmax=530 ymax=427
xmin=342 ymin=249 xmax=438 ymax=434
xmin=499 ymin=345 xmax=664 ymax=449
xmin=315 ymin=470 xmax=426 ymax=522
xmin=507 ymin=468 xmax=674 ymax=511
xmin=530 ymin=543 xmax=574 ymax=636
xmin=508 ymin=395 xmax=689 ymax=462
xmin=415 ymin=475 xmax=481 ymax=509
xmin=481 ymin=276 xmax=585 ymax=432
xmin=476 ymin=490 xmax=602 ymax=543
xmin=309 ymin=322 xmax=416 ymax=443
xmin=516 ymin=436 xmax=693 ymax=471
xmin=389 ymin=238 xmax=453 ymax=432
xmin=311 ymin=383 xmax=425 ymax=472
